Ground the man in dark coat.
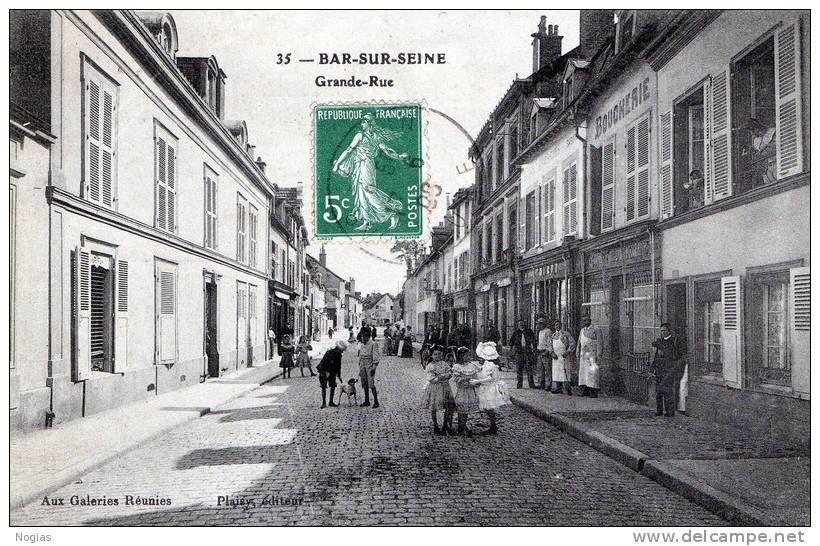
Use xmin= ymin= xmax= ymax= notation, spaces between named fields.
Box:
xmin=509 ymin=319 xmax=538 ymax=389
xmin=485 ymin=322 xmax=501 ymax=345
xmin=318 ymin=340 xmax=347 ymax=408
xmin=651 ymin=323 xmax=686 ymax=417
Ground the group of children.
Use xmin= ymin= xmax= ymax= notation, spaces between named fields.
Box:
xmin=277 ymin=334 xmax=316 ymax=379
xmin=421 ymin=341 xmax=509 ymax=436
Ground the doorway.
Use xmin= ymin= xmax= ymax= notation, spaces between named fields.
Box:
xmin=205 ymin=275 xmax=219 ymax=377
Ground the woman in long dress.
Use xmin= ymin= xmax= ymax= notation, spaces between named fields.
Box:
xmin=401 ymin=327 xmax=415 ymax=358
xmin=576 ymin=317 xmax=602 ymax=397
xmin=332 ymin=114 xmax=406 ymax=231
xmin=550 ymin=321 xmax=576 ymax=395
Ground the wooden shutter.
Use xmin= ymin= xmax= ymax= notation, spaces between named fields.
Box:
xmin=156 ymin=264 xmax=177 ymax=365
xmin=518 ymin=197 xmax=526 ymax=251
xmin=249 ymin=206 xmax=258 ymax=267
xmin=537 ymin=185 xmax=543 ymax=245
xmin=721 ymin=275 xmax=742 ymax=388
xmin=83 ymin=65 xmax=117 ymax=208
xmin=774 ymin=21 xmax=804 ymax=178
xmin=659 ymin=111 xmax=674 ymax=219
xmin=636 ymin=114 xmax=651 ymax=218
xmin=73 ymin=247 xmax=92 ymax=382
xmin=236 ymin=198 xmax=246 ymax=263
xmin=625 ymin=126 xmax=636 ymax=221
xmin=249 ymin=285 xmax=257 ymax=345
xmin=155 ymin=131 xmax=177 ymax=232
xmin=563 ymin=164 xmax=577 ymax=235
xmin=547 ymin=179 xmax=555 ymax=241
xmin=588 ymin=145 xmax=602 ymax=236
xmin=601 ymin=140 xmax=616 ymax=230
xmin=204 ymin=172 xmax=218 ymax=249
xmin=237 ymin=282 xmax=247 ymax=355
xmin=114 ymin=258 xmax=129 ymax=373
xmin=789 ymin=267 xmax=810 ymax=395
xmin=709 ymin=69 xmax=732 ymax=201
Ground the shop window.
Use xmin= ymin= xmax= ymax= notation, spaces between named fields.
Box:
xmin=732 ymin=36 xmax=777 ymax=194
xmin=673 ymin=86 xmax=707 ymax=214
xmin=694 ymin=280 xmax=722 ymax=377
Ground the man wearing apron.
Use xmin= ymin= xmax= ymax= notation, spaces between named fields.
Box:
xmin=577 ymin=316 xmax=603 ymax=397
xmin=551 ymin=320 xmax=576 ymax=395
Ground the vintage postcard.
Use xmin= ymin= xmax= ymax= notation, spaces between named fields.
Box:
xmin=6 ymin=6 xmax=812 ymax=540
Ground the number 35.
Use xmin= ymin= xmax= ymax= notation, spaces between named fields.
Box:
xmin=276 ymin=53 xmax=291 ymax=65
xmin=323 ymin=195 xmax=350 ymax=223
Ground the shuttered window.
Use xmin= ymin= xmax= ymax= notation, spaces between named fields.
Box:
xmin=789 ymin=267 xmax=810 ymax=395
xmin=625 ymin=114 xmax=650 ymax=222
xmin=154 ymin=123 xmax=177 ymax=232
xmin=83 ymin=60 xmax=118 ymax=209
xmin=562 ymin=163 xmax=577 ymax=236
xmin=156 ymin=261 xmax=177 ymax=366
xmin=204 ymin=167 xmax=218 ymax=250
xmin=249 ymin=205 xmax=258 ymax=268
xmin=601 ymin=140 xmax=616 ymax=229
xmin=720 ymin=275 xmax=742 ymax=388
xmin=659 ymin=111 xmax=674 ymax=219
xmin=236 ymin=194 xmax=247 ymax=263
xmin=525 ymin=192 xmax=535 ymax=249
xmin=774 ymin=22 xmax=804 ymax=178
xmin=544 ymin=177 xmax=556 ymax=242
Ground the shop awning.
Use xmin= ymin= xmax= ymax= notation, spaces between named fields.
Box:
xmin=416 ymin=298 xmax=437 ymax=314
xmin=274 ymin=291 xmax=292 ymax=301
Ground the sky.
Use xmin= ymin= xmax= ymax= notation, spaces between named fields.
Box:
xmin=172 ymin=10 xmax=580 ymax=295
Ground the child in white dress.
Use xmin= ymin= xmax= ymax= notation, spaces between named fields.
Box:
xmin=470 ymin=342 xmax=510 ymax=435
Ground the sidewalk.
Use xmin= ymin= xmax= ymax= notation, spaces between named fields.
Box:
xmin=10 ymin=335 xmax=340 ymax=511
xmin=500 ymin=370 xmax=810 ymax=527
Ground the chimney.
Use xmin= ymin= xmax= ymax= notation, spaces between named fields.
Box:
xmin=349 ymin=277 xmax=356 ymax=295
xmin=255 ymin=156 xmax=266 ymax=173
xmin=579 ymin=10 xmax=615 ymax=58
xmin=319 ymin=244 xmax=327 ymax=267
xmin=532 ymin=16 xmax=563 ymax=72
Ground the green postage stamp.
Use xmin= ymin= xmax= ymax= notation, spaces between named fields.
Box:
xmin=314 ymin=103 xmax=423 ymax=238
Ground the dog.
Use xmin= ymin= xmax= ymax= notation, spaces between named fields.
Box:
xmin=338 ymin=378 xmax=358 ymax=407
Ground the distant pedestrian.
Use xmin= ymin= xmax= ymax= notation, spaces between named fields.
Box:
xmin=318 ymin=340 xmax=347 ymax=408
xmin=295 ymin=335 xmax=316 ymax=377
xmin=471 ymin=342 xmax=509 ymax=435
xmin=401 ymin=327 xmax=414 ymax=358
xmin=509 ymin=319 xmax=537 ymax=389
xmin=550 ymin=321 xmax=575 ymax=394
xmin=651 ymin=323 xmax=686 ymax=417
xmin=485 ymin=322 xmax=501 ymax=345
xmin=535 ymin=317 xmax=554 ymax=390
xmin=358 ymin=328 xmax=381 ymax=407
xmin=328 ymin=327 xmax=334 ymax=339
xmin=348 ymin=326 xmax=355 ymax=344
xmin=421 ymin=345 xmax=454 ymax=435
xmin=577 ymin=316 xmax=603 ymax=397
xmin=279 ymin=335 xmax=295 ymax=379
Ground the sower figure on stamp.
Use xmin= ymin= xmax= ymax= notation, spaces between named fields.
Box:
xmin=509 ymin=319 xmax=537 ymax=389
xmin=318 ymin=340 xmax=347 ymax=408
xmin=651 ymin=323 xmax=686 ymax=417
xmin=331 ymin=113 xmax=406 ymax=231
xmin=358 ymin=328 xmax=381 ymax=408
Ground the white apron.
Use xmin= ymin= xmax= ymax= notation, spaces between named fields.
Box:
xmin=551 ymin=337 xmax=569 ymax=382
xmin=577 ymin=329 xmax=600 ymax=389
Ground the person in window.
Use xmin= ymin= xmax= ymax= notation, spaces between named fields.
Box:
xmin=683 ymin=169 xmax=705 ymax=211
xmin=743 ymin=118 xmax=777 ymax=187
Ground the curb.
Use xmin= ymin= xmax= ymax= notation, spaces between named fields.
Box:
xmin=510 ymin=393 xmax=773 ymax=526
xmin=641 ymin=460 xmax=771 ymax=526
xmin=11 ymin=367 xmax=283 ymax=511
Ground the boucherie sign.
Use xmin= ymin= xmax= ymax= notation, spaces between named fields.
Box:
xmin=593 ymin=76 xmax=652 ymax=140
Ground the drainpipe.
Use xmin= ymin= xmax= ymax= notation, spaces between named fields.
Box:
xmin=573 ymin=106 xmax=588 ymax=333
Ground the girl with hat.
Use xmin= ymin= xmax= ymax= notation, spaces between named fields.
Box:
xmin=470 ymin=342 xmax=510 ymax=435
xmin=451 ymin=347 xmax=480 ymax=436
xmin=421 ymin=345 xmax=455 ymax=435
xmin=279 ymin=334 xmax=295 ymax=379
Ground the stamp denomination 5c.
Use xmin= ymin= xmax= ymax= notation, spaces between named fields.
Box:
xmin=314 ymin=103 xmax=423 ymax=238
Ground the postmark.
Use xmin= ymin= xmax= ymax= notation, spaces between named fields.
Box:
xmin=314 ymin=102 xmax=424 ymax=238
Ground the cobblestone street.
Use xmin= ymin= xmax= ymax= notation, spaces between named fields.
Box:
xmin=12 ymin=349 xmax=727 ymax=526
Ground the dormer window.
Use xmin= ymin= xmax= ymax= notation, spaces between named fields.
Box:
xmin=616 ymin=11 xmax=636 ymax=53
xmin=136 ymin=12 xmax=178 ymax=59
